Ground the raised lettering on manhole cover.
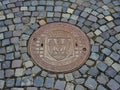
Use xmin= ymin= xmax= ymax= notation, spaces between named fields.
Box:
xmin=28 ymin=22 xmax=90 ymax=73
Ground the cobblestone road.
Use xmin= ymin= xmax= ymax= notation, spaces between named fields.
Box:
xmin=0 ymin=0 xmax=120 ymax=90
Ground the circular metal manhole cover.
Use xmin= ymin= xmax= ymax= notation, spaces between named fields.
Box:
xmin=28 ymin=22 xmax=90 ymax=73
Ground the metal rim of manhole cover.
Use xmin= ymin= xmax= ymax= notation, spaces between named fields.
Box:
xmin=28 ymin=22 xmax=90 ymax=73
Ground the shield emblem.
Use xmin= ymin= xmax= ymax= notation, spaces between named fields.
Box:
xmin=48 ymin=38 xmax=70 ymax=60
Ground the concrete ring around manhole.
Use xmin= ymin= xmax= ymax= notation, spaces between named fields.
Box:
xmin=28 ymin=22 xmax=90 ymax=73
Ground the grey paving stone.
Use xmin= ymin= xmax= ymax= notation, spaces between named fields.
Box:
xmin=70 ymin=15 xmax=78 ymax=20
xmin=88 ymin=67 xmax=99 ymax=76
xmin=115 ymin=75 xmax=120 ymax=83
xmin=88 ymin=15 xmax=98 ymax=22
xmin=97 ymin=61 xmax=107 ymax=71
xmin=22 ymin=53 xmax=30 ymax=61
xmin=0 ymin=33 xmax=4 ymax=40
xmin=6 ymin=78 xmax=15 ymax=87
xmin=0 ymin=70 xmax=4 ymax=79
xmin=85 ymin=77 xmax=97 ymax=90
xmin=65 ymin=83 xmax=74 ymax=90
xmin=15 ymin=1 xmax=22 ymax=6
xmin=72 ymin=71 xmax=81 ymax=78
xmin=0 ymin=55 xmax=5 ymax=62
xmin=115 ymin=33 xmax=120 ymax=40
xmin=6 ymin=45 xmax=14 ymax=53
xmin=0 ymin=27 xmax=8 ymax=33
xmin=107 ymin=79 xmax=120 ymax=90
xmin=112 ymin=43 xmax=120 ymax=51
xmin=15 ymin=68 xmax=24 ymax=76
xmin=58 ymin=74 xmax=64 ymax=79
xmin=41 ymin=71 xmax=48 ymax=77
xmin=48 ymin=73 xmax=57 ymax=78
xmin=0 ymin=47 xmax=6 ymax=56
xmin=15 ymin=51 xmax=20 ymax=58
xmin=114 ymin=19 xmax=120 ymax=25
xmin=91 ymin=45 xmax=99 ymax=52
xmin=0 ymin=21 xmax=4 ymax=27
xmin=39 ymin=0 xmax=46 ymax=5
xmin=4 ymin=31 xmax=12 ymax=38
xmin=24 ymin=1 xmax=31 ymax=6
xmin=34 ymin=76 xmax=44 ymax=87
xmin=75 ymin=78 xmax=85 ymax=84
xmin=95 ymin=37 xmax=104 ymax=43
xmin=32 ymin=66 xmax=41 ymax=74
xmin=84 ymin=20 xmax=92 ymax=26
xmin=55 ymin=1 xmax=63 ymax=5
xmin=37 ymin=6 xmax=45 ymax=11
xmin=11 ymin=88 xmax=24 ymax=90
xmin=31 ymin=1 xmax=38 ymax=6
xmin=97 ymin=85 xmax=107 ymax=90
xmin=21 ymin=76 xmax=33 ymax=86
xmin=5 ymin=69 xmax=14 ymax=77
xmin=16 ymin=23 xmax=24 ymax=30
xmin=46 ymin=1 xmax=54 ymax=6
xmin=100 ymin=25 xmax=108 ymax=31
xmin=107 ymin=22 xmax=115 ymax=28
xmin=100 ymin=32 xmax=110 ymax=39
xmin=79 ymin=65 xmax=89 ymax=74
xmin=27 ymin=87 xmax=37 ymax=90
xmin=47 ymin=12 xmax=54 ymax=17
xmin=102 ymin=48 xmax=111 ymax=55
xmin=98 ymin=19 xmax=107 ymax=25
xmin=77 ymin=22 xmax=83 ymax=27
xmin=109 ymin=36 xmax=117 ymax=43
xmin=2 ymin=39 xmax=10 ymax=46
xmin=25 ymin=68 xmax=32 ymax=75
xmin=4 ymin=19 xmax=13 ymax=25
xmin=63 ymin=2 xmax=70 ymax=7
xmin=81 ymin=12 xmax=89 ymax=18
xmin=82 ymin=26 xmax=90 ymax=33
xmin=65 ymin=73 xmax=74 ymax=81
xmin=103 ymin=40 xmax=112 ymax=47
xmin=15 ymin=77 xmax=21 ymax=86
xmin=110 ymin=52 xmax=120 ymax=61
xmin=0 ymin=15 xmax=5 ymax=20
xmin=29 ymin=6 xmax=35 ymax=11
xmin=55 ymin=6 xmax=62 ymax=12
xmin=46 ymin=6 xmax=53 ymax=11
xmin=97 ymin=73 xmax=108 ymax=85
xmin=6 ymin=53 xmax=14 ymax=60
xmin=74 ymin=10 xmax=81 ymax=15
xmin=2 ymin=61 xmax=10 ymax=69
xmin=44 ymin=77 xmax=55 ymax=88
xmin=0 ymin=80 xmax=5 ymax=89
xmin=75 ymin=85 xmax=86 ymax=90
xmin=114 ymin=26 xmax=120 ymax=33
xmin=10 ymin=37 xmax=19 ymax=44
xmin=105 ymin=67 xmax=117 ymax=77
xmin=12 ymin=60 xmax=22 ymax=68
xmin=112 ymin=63 xmax=120 ymax=72
xmin=55 ymin=80 xmax=66 ymax=90
xmin=90 ymin=53 xmax=99 ymax=60
xmin=22 ymin=17 xmax=30 ymax=24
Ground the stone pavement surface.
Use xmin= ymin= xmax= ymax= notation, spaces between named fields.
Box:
xmin=0 ymin=0 xmax=120 ymax=90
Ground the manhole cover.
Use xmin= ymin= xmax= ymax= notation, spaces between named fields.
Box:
xmin=28 ymin=22 xmax=90 ymax=73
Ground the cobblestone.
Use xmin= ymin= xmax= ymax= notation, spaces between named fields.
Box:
xmin=65 ymin=73 xmax=74 ymax=81
xmin=55 ymin=80 xmax=66 ymax=90
xmin=107 ymin=79 xmax=120 ymax=90
xmin=85 ymin=77 xmax=97 ymax=90
xmin=44 ymin=77 xmax=55 ymax=88
xmin=0 ymin=0 xmax=120 ymax=89
xmin=97 ymin=73 xmax=109 ymax=85
xmin=65 ymin=83 xmax=74 ymax=90
xmin=105 ymin=67 xmax=117 ymax=77
xmin=34 ymin=76 xmax=44 ymax=87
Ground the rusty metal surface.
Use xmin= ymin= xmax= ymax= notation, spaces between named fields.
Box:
xmin=28 ymin=22 xmax=90 ymax=73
